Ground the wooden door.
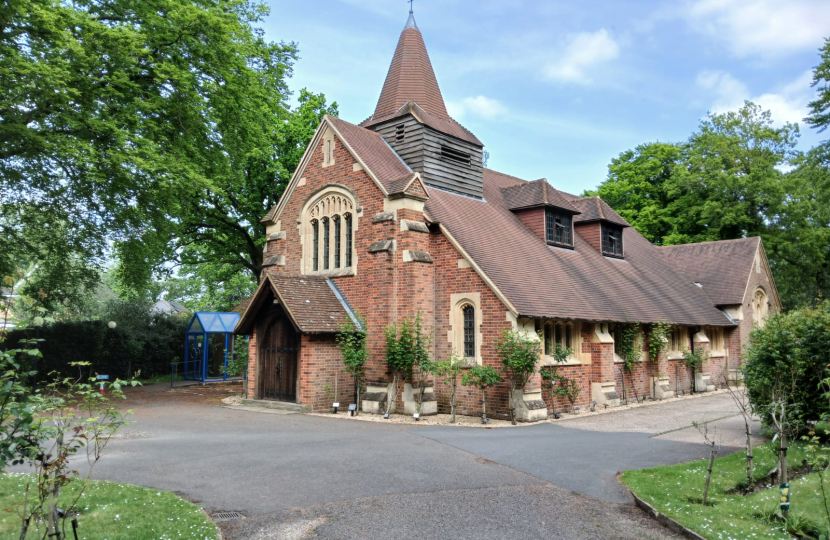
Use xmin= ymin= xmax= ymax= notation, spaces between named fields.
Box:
xmin=258 ymin=313 xmax=298 ymax=401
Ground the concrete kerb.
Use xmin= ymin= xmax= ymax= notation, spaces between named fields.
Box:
xmin=630 ymin=491 xmax=708 ymax=540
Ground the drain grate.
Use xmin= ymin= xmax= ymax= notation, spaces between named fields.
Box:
xmin=212 ymin=512 xmax=244 ymax=522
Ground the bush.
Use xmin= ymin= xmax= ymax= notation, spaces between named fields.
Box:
xmin=4 ymin=300 xmax=188 ymax=381
xmin=744 ymin=300 xmax=830 ymax=427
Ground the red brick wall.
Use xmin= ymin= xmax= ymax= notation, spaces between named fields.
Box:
xmin=247 ymin=325 xmax=257 ymax=397
xmin=430 ymin=232 xmax=514 ymax=418
xmin=299 ymin=334 xmax=357 ymax=411
xmin=575 ymin=222 xmax=602 ymax=253
xmin=513 ymin=208 xmax=545 ymax=242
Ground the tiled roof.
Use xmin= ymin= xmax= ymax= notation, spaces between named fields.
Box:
xmin=659 ymin=237 xmax=760 ymax=306
xmin=424 ymin=169 xmax=733 ymax=326
xmin=235 ymin=274 xmax=352 ymax=334
xmin=363 ymin=101 xmax=483 ymax=147
xmin=501 ymin=179 xmax=580 ymax=213
xmin=370 ymin=25 xmax=449 ymax=121
xmin=229 ymin=295 xmax=253 ymax=316
xmin=386 ymin=172 xmax=424 ymax=198
xmin=569 ymin=196 xmax=630 ymax=227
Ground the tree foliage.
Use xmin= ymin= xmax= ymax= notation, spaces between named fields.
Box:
xmin=807 ymin=37 xmax=830 ymax=135
xmin=496 ymin=329 xmax=541 ymax=391
xmin=1 ymin=0 xmax=336 ymax=309
xmin=588 ymin=101 xmax=829 ymax=309
xmin=744 ymin=301 xmax=830 ymax=427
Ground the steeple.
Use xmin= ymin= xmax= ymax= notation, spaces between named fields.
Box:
xmin=369 ymin=9 xmax=449 ymax=121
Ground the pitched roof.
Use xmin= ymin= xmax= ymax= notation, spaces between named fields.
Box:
xmin=424 ymin=169 xmax=733 ymax=326
xmin=659 ymin=237 xmax=761 ymax=306
xmin=261 ymin=116 xmax=416 ymax=224
xmin=369 ymin=19 xmax=449 ymax=122
xmin=230 ymin=295 xmax=253 ymax=316
xmin=569 ymin=196 xmax=630 ymax=227
xmin=235 ymin=274 xmax=354 ymax=335
xmin=363 ymin=101 xmax=483 ymax=147
xmin=501 ymin=179 xmax=580 ymax=213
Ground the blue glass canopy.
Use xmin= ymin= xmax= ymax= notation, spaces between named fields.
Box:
xmin=186 ymin=312 xmax=240 ymax=335
xmin=183 ymin=312 xmax=244 ymax=383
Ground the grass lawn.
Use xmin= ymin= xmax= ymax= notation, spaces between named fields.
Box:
xmin=138 ymin=373 xmax=184 ymax=384
xmin=621 ymin=442 xmax=830 ymax=540
xmin=0 ymin=473 xmax=218 ymax=540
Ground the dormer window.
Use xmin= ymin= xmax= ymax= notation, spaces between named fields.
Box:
xmin=601 ymin=223 xmax=623 ymax=258
xmin=545 ymin=208 xmax=573 ymax=248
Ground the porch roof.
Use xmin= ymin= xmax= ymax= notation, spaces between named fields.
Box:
xmin=235 ymin=273 xmax=357 ymax=335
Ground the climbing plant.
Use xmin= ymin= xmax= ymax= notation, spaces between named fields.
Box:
xmin=647 ymin=322 xmax=672 ymax=365
xmin=540 ymin=343 xmax=572 ymax=411
xmin=383 ymin=313 xmax=431 ymax=415
xmin=336 ymin=313 xmax=368 ymax=413
xmin=615 ymin=323 xmax=642 ymax=371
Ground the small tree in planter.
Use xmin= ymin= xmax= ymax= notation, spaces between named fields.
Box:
xmin=682 ymin=345 xmax=709 ymax=393
xmin=336 ymin=314 xmax=367 ymax=415
xmin=540 ymin=343 xmax=571 ymax=415
xmin=497 ymin=329 xmax=542 ymax=424
xmin=383 ymin=313 xmax=430 ymax=416
xmin=432 ymin=352 xmax=464 ymax=422
xmin=461 ymin=365 xmax=503 ymax=423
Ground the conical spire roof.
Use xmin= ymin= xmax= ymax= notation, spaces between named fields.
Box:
xmin=370 ymin=12 xmax=449 ymax=121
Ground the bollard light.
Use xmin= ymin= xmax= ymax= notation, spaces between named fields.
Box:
xmin=348 ymin=404 xmax=356 ymax=416
xmin=332 ymin=402 xmax=339 ymax=414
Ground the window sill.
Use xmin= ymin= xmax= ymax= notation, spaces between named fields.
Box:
xmin=710 ymin=351 xmax=725 ymax=358
xmin=546 ymin=241 xmax=574 ymax=250
xmin=667 ymin=352 xmax=684 ymax=360
xmin=543 ymin=356 xmax=581 ymax=366
xmin=305 ymin=267 xmax=356 ymax=278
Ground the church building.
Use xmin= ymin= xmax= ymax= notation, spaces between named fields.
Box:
xmin=234 ymin=10 xmax=780 ymax=420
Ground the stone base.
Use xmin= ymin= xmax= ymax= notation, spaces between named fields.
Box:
xmin=695 ymin=372 xmax=716 ymax=392
xmin=403 ymin=383 xmax=438 ymax=416
xmin=650 ymin=376 xmax=673 ymax=400
xmin=592 ymin=382 xmax=620 ymax=408
xmin=362 ymin=381 xmax=393 ymax=414
xmin=510 ymin=389 xmax=548 ymax=422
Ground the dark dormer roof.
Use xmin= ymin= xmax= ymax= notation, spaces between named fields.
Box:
xmin=569 ymin=196 xmax=630 ymax=227
xmin=501 ymin=179 xmax=580 ymax=213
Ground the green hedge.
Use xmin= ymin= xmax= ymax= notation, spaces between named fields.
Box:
xmin=5 ymin=307 xmax=188 ymax=381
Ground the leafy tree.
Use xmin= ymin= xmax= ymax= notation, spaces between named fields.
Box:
xmin=336 ymin=314 xmax=367 ymax=413
xmin=461 ymin=365 xmax=503 ymax=422
xmin=744 ymin=300 xmax=830 ymax=428
xmin=383 ymin=313 xmax=431 ymax=415
xmin=807 ymin=37 xmax=830 ymax=136
xmin=1 ymin=0 xmax=335 ymax=306
xmin=588 ymin=102 xmax=829 ymax=309
xmin=432 ymin=352 xmax=465 ymax=422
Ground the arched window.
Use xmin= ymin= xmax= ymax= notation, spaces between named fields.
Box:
xmin=545 ymin=321 xmax=574 ymax=356
xmin=312 ymin=219 xmax=319 ymax=271
xmin=302 ymin=189 xmax=357 ymax=275
xmin=322 ymin=217 xmax=330 ymax=270
xmin=752 ymin=288 xmax=768 ymax=327
xmin=462 ymin=305 xmax=475 ymax=359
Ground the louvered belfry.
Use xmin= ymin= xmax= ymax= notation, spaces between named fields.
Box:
xmin=362 ymin=11 xmax=485 ymax=199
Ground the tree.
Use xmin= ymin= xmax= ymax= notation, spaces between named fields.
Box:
xmin=587 ymin=101 xmax=829 ymax=309
xmin=432 ymin=352 xmax=465 ymax=422
xmin=1 ymin=0 xmax=335 ymax=306
xmin=336 ymin=314 xmax=367 ymax=414
xmin=383 ymin=313 xmax=430 ymax=416
xmin=807 ymin=37 xmax=830 ymax=136
xmin=497 ymin=329 xmax=542 ymax=423
xmin=461 ymin=365 xmax=503 ymax=423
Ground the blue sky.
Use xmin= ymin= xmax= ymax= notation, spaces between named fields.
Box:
xmin=263 ymin=0 xmax=829 ymax=195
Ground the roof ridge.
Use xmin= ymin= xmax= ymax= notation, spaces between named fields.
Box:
xmin=660 ymin=237 xmax=761 ymax=249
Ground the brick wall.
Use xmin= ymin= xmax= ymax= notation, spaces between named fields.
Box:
xmin=513 ymin=208 xmax=545 ymax=242
xmin=299 ymin=334 xmax=357 ymax=411
xmin=574 ymin=222 xmax=602 ymax=253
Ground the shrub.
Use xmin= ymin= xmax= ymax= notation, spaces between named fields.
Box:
xmin=744 ymin=300 xmax=830 ymax=427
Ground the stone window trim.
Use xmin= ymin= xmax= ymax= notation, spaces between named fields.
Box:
xmin=707 ymin=327 xmax=726 ymax=357
xmin=611 ymin=324 xmax=647 ymax=364
xmin=322 ymin=128 xmax=336 ymax=168
xmin=448 ymin=293 xmax=483 ymax=366
xmin=667 ymin=325 xmax=691 ymax=360
xmin=541 ymin=320 xmax=582 ymax=366
xmin=752 ymin=287 xmax=769 ymax=327
xmin=299 ymin=186 xmax=360 ymax=276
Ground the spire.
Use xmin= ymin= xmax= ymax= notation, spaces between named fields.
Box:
xmin=405 ymin=0 xmax=417 ymax=29
xmin=369 ymin=9 xmax=449 ymax=121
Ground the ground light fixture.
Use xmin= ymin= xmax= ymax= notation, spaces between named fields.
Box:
xmin=383 ymin=412 xmax=390 ymax=419
xmin=591 ymin=400 xmax=597 ymax=412
xmin=413 ymin=413 xmax=420 ymax=421
xmin=107 ymin=321 xmax=116 ymax=329
xmin=332 ymin=402 xmax=339 ymax=414
xmin=348 ymin=404 xmax=356 ymax=416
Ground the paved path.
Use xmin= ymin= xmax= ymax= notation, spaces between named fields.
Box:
xmin=16 ymin=385 xmax=755 ymax=539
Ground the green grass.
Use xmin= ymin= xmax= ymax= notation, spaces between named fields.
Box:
xmin=0 ymin=473 xmax=218 ymax=540
xmin=138 ymin=373 xmax=184 ymax=384
xmin=621 ymin=442 xmax=830 ymax=540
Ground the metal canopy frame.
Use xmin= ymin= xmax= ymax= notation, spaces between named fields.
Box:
xmin=184 ymin=312 xmax=244 ymax=383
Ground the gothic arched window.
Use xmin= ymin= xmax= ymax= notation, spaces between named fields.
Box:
xmin=462 ymin=304 xmax=475 ymax=359
xmin=752 ymin=288 xmax=768 ymax=327
xmin=303 ymin=189 xmax=357 ymax=275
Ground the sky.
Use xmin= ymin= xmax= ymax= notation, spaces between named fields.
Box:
xmin=262 ymin=0 xmax=829 ymax=195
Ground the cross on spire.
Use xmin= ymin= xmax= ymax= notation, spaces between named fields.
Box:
xmin=409 ymin=0 xmax=414 ymax=14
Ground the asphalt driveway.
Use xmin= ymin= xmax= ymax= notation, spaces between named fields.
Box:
xmin=16 ymin=385 xmax=755 ymax=539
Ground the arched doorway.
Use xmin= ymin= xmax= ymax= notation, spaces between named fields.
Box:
xmin=257 ymin=309 xmax=298 ymax=402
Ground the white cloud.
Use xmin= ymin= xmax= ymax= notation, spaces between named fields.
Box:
xmin=446 ymin=95 xmax=507 ymax=119
xmin=684 ymin=0 xmax=830 ymax=58
xmin=544 ymin=29 xmax=620 ymax=84
xmin=695 ymin=69 xmax=813 ymax=126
